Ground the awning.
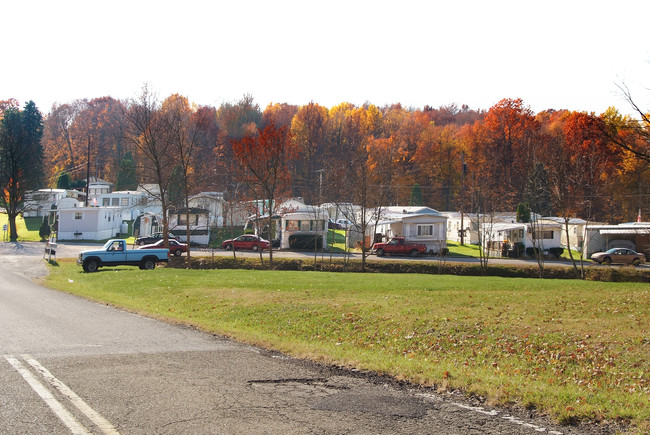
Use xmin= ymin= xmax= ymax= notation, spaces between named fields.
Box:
xmin=600 ymin=228 xmax=650 ymax=235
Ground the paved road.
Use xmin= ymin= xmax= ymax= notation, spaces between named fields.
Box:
xmin=0 ymin=242 xmax=603 ymax=434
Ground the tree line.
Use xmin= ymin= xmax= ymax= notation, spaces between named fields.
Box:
xmin=2 ymin=89 xmax=649 ymax=243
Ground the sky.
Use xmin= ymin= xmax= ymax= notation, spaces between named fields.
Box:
xmin=3 ymin=0 xmax=650 ymax=116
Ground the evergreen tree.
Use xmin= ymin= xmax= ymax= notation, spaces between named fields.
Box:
xmin=0 ymin=101 xmax=44 ymax=241
xmin=167 ymin=165 xmax=184 ymax=207
xmin=516 ymin=202 xmax=531 ymax=223
xmin=409 ymin=183 xmax=423 ymax=206
xmin=39 ymin=216 xmax=51 ymax=240
xmin=56 ymin=170 xmax=71 ymax=189
xmin=116 ymin=151 xmax=137 ymax=191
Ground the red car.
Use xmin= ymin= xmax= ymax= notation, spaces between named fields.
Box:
xmin=221 ymin=235 xmax=270 ymax=251
xmin=139 ymin=239 xmax=188 ymax=257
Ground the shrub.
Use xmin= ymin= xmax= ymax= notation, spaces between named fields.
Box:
xmin=166 ymin=255 xmax=650 ymax=283
xmin=549 ymin=247 xmax=564 ymax=258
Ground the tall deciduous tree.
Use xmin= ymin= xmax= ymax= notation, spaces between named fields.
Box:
xmin=0 ymin=101 xmax=44 ymax=241
xmin=291 ymin=102 xmax=328 ymax=202
xmin=123 ymin=86 xmax=176 ymax=246
xmin=231 ymin=122 xmax=297 ymax=267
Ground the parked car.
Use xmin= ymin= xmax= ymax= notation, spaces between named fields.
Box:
xmin=372 ymin=237 xmax=427 ymax=257
xmin=336 ymin=218 xmax=353 ymax=229
xmin=135 ymin=232 xmax=176 ymax=246
xmin=591 ymin=248 xmax=646 ymax=266
xmin=139 ymin=239 xmax=188 ymax=257
xmin=221 ymin=235 xmax=270 ymax=251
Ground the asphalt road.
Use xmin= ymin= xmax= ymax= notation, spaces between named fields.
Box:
xmin=0 ymin=242 xmax=606 ymax=434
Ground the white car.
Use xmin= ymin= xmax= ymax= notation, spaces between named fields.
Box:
xmin=336 ymin=219 xmax=352 ymax=229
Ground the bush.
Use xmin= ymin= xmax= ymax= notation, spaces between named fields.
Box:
xmin=549 ymin=247 xmax=564 ymax=258
xmin=39 ymin=217 xmax=51 ymax=240
xmin=166 ymin=255 xmax=650 ymax=283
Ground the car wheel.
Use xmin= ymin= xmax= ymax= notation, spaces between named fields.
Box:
xmin=603 ymin=257 xmax=612 ymax=265
xmin=173 ymin=249 xmax=182 ymax=257
xmin=142 ymin=259 xmax=156 ymax=270
xmin=411 ymin=249 xmax=419 ymax=257
xmin=224 ymin=244 xmax=232 ymax=251
xmin=83 ymin=259 xmax=99 ymax=273
xmin=252 ymin=245 xmax=259 ymax=252
xmin=376 ymin=248 xmax=385 ymax=257
xmin=633 ymin=258 xmax=641 ymax=266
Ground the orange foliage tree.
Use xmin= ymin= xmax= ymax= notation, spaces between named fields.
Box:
xmin=231 ymin=122 xmax=297 ymax=267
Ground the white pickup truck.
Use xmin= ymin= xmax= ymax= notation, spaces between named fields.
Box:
xmin=77 ymin=239 xmax=169 ymax=272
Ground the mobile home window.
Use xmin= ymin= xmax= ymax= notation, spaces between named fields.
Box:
xmin=74 ymin=212 xmax=83 ymax=220
xmin=417 ymin=225 xmax=434 ymax=236
xmin=286 ymin=220 xmax=299 ymax=231
xmin=111 ymin=198 xmax=119 ymax=206
xmin=533 ymin=230 xmax=554 ymax=239
xmin=121 ymin=198 xmax=129 ymax=206
xmin=102 ymin=198 xmax=110 ymax=206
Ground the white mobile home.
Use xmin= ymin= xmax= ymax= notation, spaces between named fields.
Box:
xmin=482 ymin=221 xmax=563 ymax=257
xmin=373 ymin=207 xmax=447 ymax=254
xmin=169 ymin=208 xmax=211 ymax=245
xmin=58 ymin=207 xmax=124 ymax=241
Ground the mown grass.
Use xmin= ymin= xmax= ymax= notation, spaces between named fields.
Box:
xmin=0 ymin=214 xmax=44 ymax=241
xmin=45 ymin=260 xmax=649 ymax=432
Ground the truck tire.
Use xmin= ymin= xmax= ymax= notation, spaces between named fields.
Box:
xmin=376 ymin=248 xmax=385 ymax=257
xmin=141 ymin=259 xmax=156 ymax=270
xmin=83 ymin=259 xmax=99 ymax=273
xmin=410 ymin=249 xmax=419 ymax=257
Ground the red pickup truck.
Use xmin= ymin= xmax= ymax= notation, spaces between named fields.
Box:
xmin=372 ymin=237 xmax=427 ymax=257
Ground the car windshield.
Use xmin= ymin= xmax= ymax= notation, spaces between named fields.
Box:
xmin=605 ymin=248 xmax=621 ymax=254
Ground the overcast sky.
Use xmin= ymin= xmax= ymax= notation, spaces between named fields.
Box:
xmin=3 ymin=0 xmax=649 ymax=115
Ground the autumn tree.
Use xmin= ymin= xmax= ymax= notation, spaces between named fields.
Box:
xmin=263 ymin=102 xmax=298 ymax=129
xmin=471 ymin=98 xmax=540 ymax=209
xmin=291 ymin=102 xmax=328 ymax=202
xmin=43 ymin=102 xmax=82 ymax=183
xmin=0 ymin=101 xmax=44 ymax=241
xmin=123 ymin=86 xmax=176 ymax=246
xmin=327 ymin=111 xmax=389 ymax=271
xmin=603 ymin=84 xmax=650 ymax=162
xmin=231 ymin=122 xmax=297 ymax=267
xmin=162 ymin=94 xmax=213 ymax=259
xmin=413 ymin=122 xmax=462 ymax=210
xmin=214 ymin=95 xmax=262 ymax=205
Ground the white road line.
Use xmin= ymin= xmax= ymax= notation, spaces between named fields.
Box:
xmin=22 ymin=354 xmax=121 ymax=435
xmin=416 ymin=392 xmax=563 ymax=434
xmin=4 ymin=355 xmax=91 ymax=435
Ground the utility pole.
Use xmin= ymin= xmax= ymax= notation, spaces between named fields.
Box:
xmin=460 ymin=151 xmax=467 ymax=246
xmin=85 ymin=135 xmax=90 ymax=206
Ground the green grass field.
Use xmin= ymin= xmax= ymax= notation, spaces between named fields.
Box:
xmin=45 ymin=261 xmax=649 ymax=432
xmin=0 ymin=214 xmax=44 ymax=241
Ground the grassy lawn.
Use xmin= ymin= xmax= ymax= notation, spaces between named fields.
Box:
xmin=45 ymin=260 xmax=649 ymax=432
xmin=0 ymin=214 xmax=44 ymax=241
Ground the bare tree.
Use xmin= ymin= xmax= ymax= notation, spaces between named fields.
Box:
xmin=123 ymin=85 xmax=176 ymax=247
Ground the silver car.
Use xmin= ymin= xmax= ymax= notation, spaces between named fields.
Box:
xmin=591 ymin=248 xmax=646 ymax=266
